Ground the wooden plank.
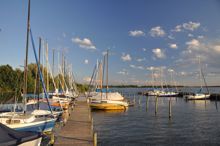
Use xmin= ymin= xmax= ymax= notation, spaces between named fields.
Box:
xmin=54 ymin=96 xmax=93 ymax=146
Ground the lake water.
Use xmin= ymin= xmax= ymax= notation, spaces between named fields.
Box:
xmin=92 ymin=88 xmax=220 ymax=146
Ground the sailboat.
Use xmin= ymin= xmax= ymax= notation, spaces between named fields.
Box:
xmin=184 ymin=57 xmax=210 ymax=100
xmin=0 ymin=0 xmax=56 ymax=133
xmin=49 ymin=56 xmax=72 ymax=110
xmin=89 ymin=50 xmax=129 ymax=110
xmin=0 ymin=123 xmax=42 ymax=146
xmin=147 ymin=67 xmax=178 ymax=97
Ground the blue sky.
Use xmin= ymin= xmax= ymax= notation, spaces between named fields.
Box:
xmin=1 ymin=0 xmax=220 ymax=85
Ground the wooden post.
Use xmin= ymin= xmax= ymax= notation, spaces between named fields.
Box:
xmin=93 ymin=132 xmax=97 ymax=146
xmin=138 ymin=96 xmax=141 ymax=105
xmin=146 ymin=96 xmax=149 ymax=112
xmin=91 ymin=117 xmax=93 ymax=130
xmin=169 ymin=98 xmax=172 ymax=119
xmin=133 ymin=95 xmax=136 ymax=105
xmin=155 ymin=96 xmax=158 ymax=115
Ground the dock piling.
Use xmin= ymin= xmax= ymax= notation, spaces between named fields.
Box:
xmin=91 ymin=117 xmax=93 ymax=130
xmin=146 ymin=96 xmax=149 ymax=112
xmin=93 ymin=132 xmax=97 ymax=146
xmin=169 ymin=98 xmax=172 ymax=119
xmin=138 ymin=96 xmax=141 ymax=106
xmin=133 ymin=94 xmax=136 ymax=105
xmin=155 ymin=96 xmax=158 ymax=115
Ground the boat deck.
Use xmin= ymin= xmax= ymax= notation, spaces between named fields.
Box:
xmin=54 ymin=96 xmax=94 ymax=146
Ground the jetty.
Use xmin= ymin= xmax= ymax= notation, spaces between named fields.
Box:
xmin=54 ymin=96 xmax=95 ymax=146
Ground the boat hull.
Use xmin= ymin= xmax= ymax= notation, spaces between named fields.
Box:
xmin=19 ymin=137 xmax=42 ymax=146
xmin=90 ymin=103 xmax=127 ymax=110
xmin=184 ymin=94 xmax=210 ymax=100
xmin=158 ymin=93 xmax=179 ymax=97
xmin=10 ymin=118 xmax=56 ymax=133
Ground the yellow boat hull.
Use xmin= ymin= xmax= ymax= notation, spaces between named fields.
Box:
xmin=90 ymin=103 xmax=126 ymax=110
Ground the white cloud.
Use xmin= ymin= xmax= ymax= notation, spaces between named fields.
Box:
xmin=146 ymin=66 xmax=155 ymax=71
xmin=142 ymin=48 xmax=147 ymax=52
xmin=168 ymin=34 xmax=175 ymax=40
xmin=129 ymin=30 xmax=145 ymax=37
xmin=62 ymin=32 xmax=66 ymax=38
xmin=198 ymin=35 xmax=204 ymax=39
xmin=171 ymin=22 xmax=201 ymax=34
xmin=152 ymin=48 xmax=166 ymax=59
xmin=188 ymin=33 xmax=194 ymax=37
xmin=172 ymin=25 xmax=182 ymax=32
xmin=130 ymin=64 xmax=136 ymax=68
xmin=72 ymin=37 xmax=96 ymax=50
xmin=137 ymin=58 xmax=145 ymax=62
xmin=129 ymin=64 xmax=144 ymax=70
xmin=169 ymin=43 xmax=178 ymax=49
xmin=117 ymin=71 xmax=128 ymax=75
xmin=183 ymin=21 xmax=200 ymax=31
xmin=137 ymin=66 xmax=144 ymax=70
xmin=179 ymin=39 xmax=220 ymax=69
xmin=149 ymin=26 xmax=166 ymax=37
xmin=117 ymin=69 xmax=128 ymax=75
xmin=83 ymin=76 xmax=91 ymax=82
xmin=84 ymin=59 xmax=89 ymax=64
xmin=213 ymin=45 xmax=220 ymax=53
xmin=121 ymin=53 xmax=132 ymax=61
xmin=186 ymin=39 xmax=200 ymax=49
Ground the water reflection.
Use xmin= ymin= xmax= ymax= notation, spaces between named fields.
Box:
xmin=93 ymin=88 xmax=220 ymax=146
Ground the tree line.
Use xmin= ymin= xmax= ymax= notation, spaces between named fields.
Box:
xmin=0 ymin=64 xmax=88 ymax=94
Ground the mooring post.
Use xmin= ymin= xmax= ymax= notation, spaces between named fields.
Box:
xmin=146 ymin=96 xmax=149 ymax=112
xmin=93 ymin=132 xmax=97 ymax=146
xmin=89 ymin=109 xmax=91 ymax=121
xmin=138 ymin=96 xmax=141 ymax=106
xmin=169 ymin=98 xmax=172 ymax=119
xmin=91 ymin=117 xmax=93 ymax=130
xmin=133 ymin=94 xmax=136 ymax=105
xmin=155 ymin=96 xmax=158 ymax=115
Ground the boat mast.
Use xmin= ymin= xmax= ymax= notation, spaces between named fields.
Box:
xmin=23 ymin=0 xmax=31 ymax=113
xmin=52 ymin=49 xmax=55 ymax=76
xmin=151 ymin=69 xmax=155 ymax=90
xmin=37 ymin=37 xmax=41 ymax=109
xmin=42 ymin=40 xmax=45 ymax=98
xmin=46 ymin=42 xmax=49 ymax=93
xmin=100 ymin=61 xmax=103 ymax=100
xmin=199 ymin=57 xmax=210 ymax=94
xmin=106 ymin=50 xmax=109 ymax=99
xmin=160 ymin=67 xmax=164 ymax=91
xmin=198 ymin=56 xmax=203 ymax=90
xmin=87 ymin=64 xmax=97 ymax=97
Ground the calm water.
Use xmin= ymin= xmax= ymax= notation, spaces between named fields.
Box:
xmin=92 ymin=88 xmax=220 ymax=146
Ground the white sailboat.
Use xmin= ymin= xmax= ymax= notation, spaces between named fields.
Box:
xmin=184 ymin=57 xmax=210 ymax=100
xmin=89 ymin=50 xmax=129 ymax=110
xmin=0 ymin=0 xmax=56 ymax=133
xmin=0 ymin=123 xmax=42 ymax=146
xmin=147 ymin=67 xmax=178 ymax=97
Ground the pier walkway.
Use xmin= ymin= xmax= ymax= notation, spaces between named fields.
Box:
xmin=54 ymin=96 xmax=94 ymax=146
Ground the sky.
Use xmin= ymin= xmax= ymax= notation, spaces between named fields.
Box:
xmin=1 ymin=0 xmax=220 ymax=86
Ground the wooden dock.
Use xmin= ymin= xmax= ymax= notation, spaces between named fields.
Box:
xmin=54 ymin=96 xmax=94 ymax=146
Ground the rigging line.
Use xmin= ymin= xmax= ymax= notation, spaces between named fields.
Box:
xmin=30 ymin=29 xmax=53 ymax=115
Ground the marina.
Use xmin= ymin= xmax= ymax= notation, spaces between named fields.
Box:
xmin=1 ymin=0 xmax=220 ymax=145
